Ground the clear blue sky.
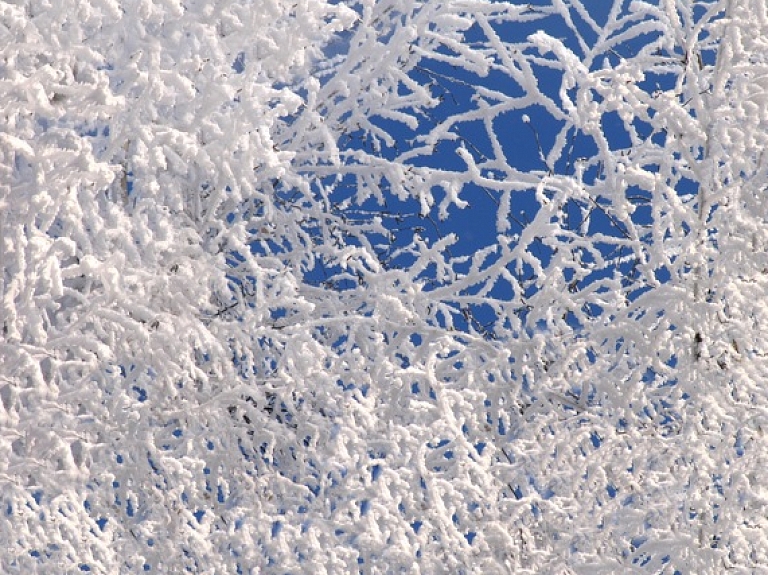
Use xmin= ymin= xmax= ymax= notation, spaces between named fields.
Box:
xmin=310 ymin=3 xmax=655 ymax=335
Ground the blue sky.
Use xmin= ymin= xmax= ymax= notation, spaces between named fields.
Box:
xmin=323 ymin=1 xmax=722 ymax=342
xmin=306 ymin=2 xmax=648 ymax=335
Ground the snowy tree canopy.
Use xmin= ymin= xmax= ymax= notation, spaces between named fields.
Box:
xmin=2 ymin=0 xmax=768 ymax=572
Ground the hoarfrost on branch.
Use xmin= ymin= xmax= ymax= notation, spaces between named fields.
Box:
xmin=2 ymin=0 xmax=768 ymax=572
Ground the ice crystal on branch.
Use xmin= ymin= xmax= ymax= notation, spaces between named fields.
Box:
xmin=2 ymin=0 xmax=767 ymax=572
